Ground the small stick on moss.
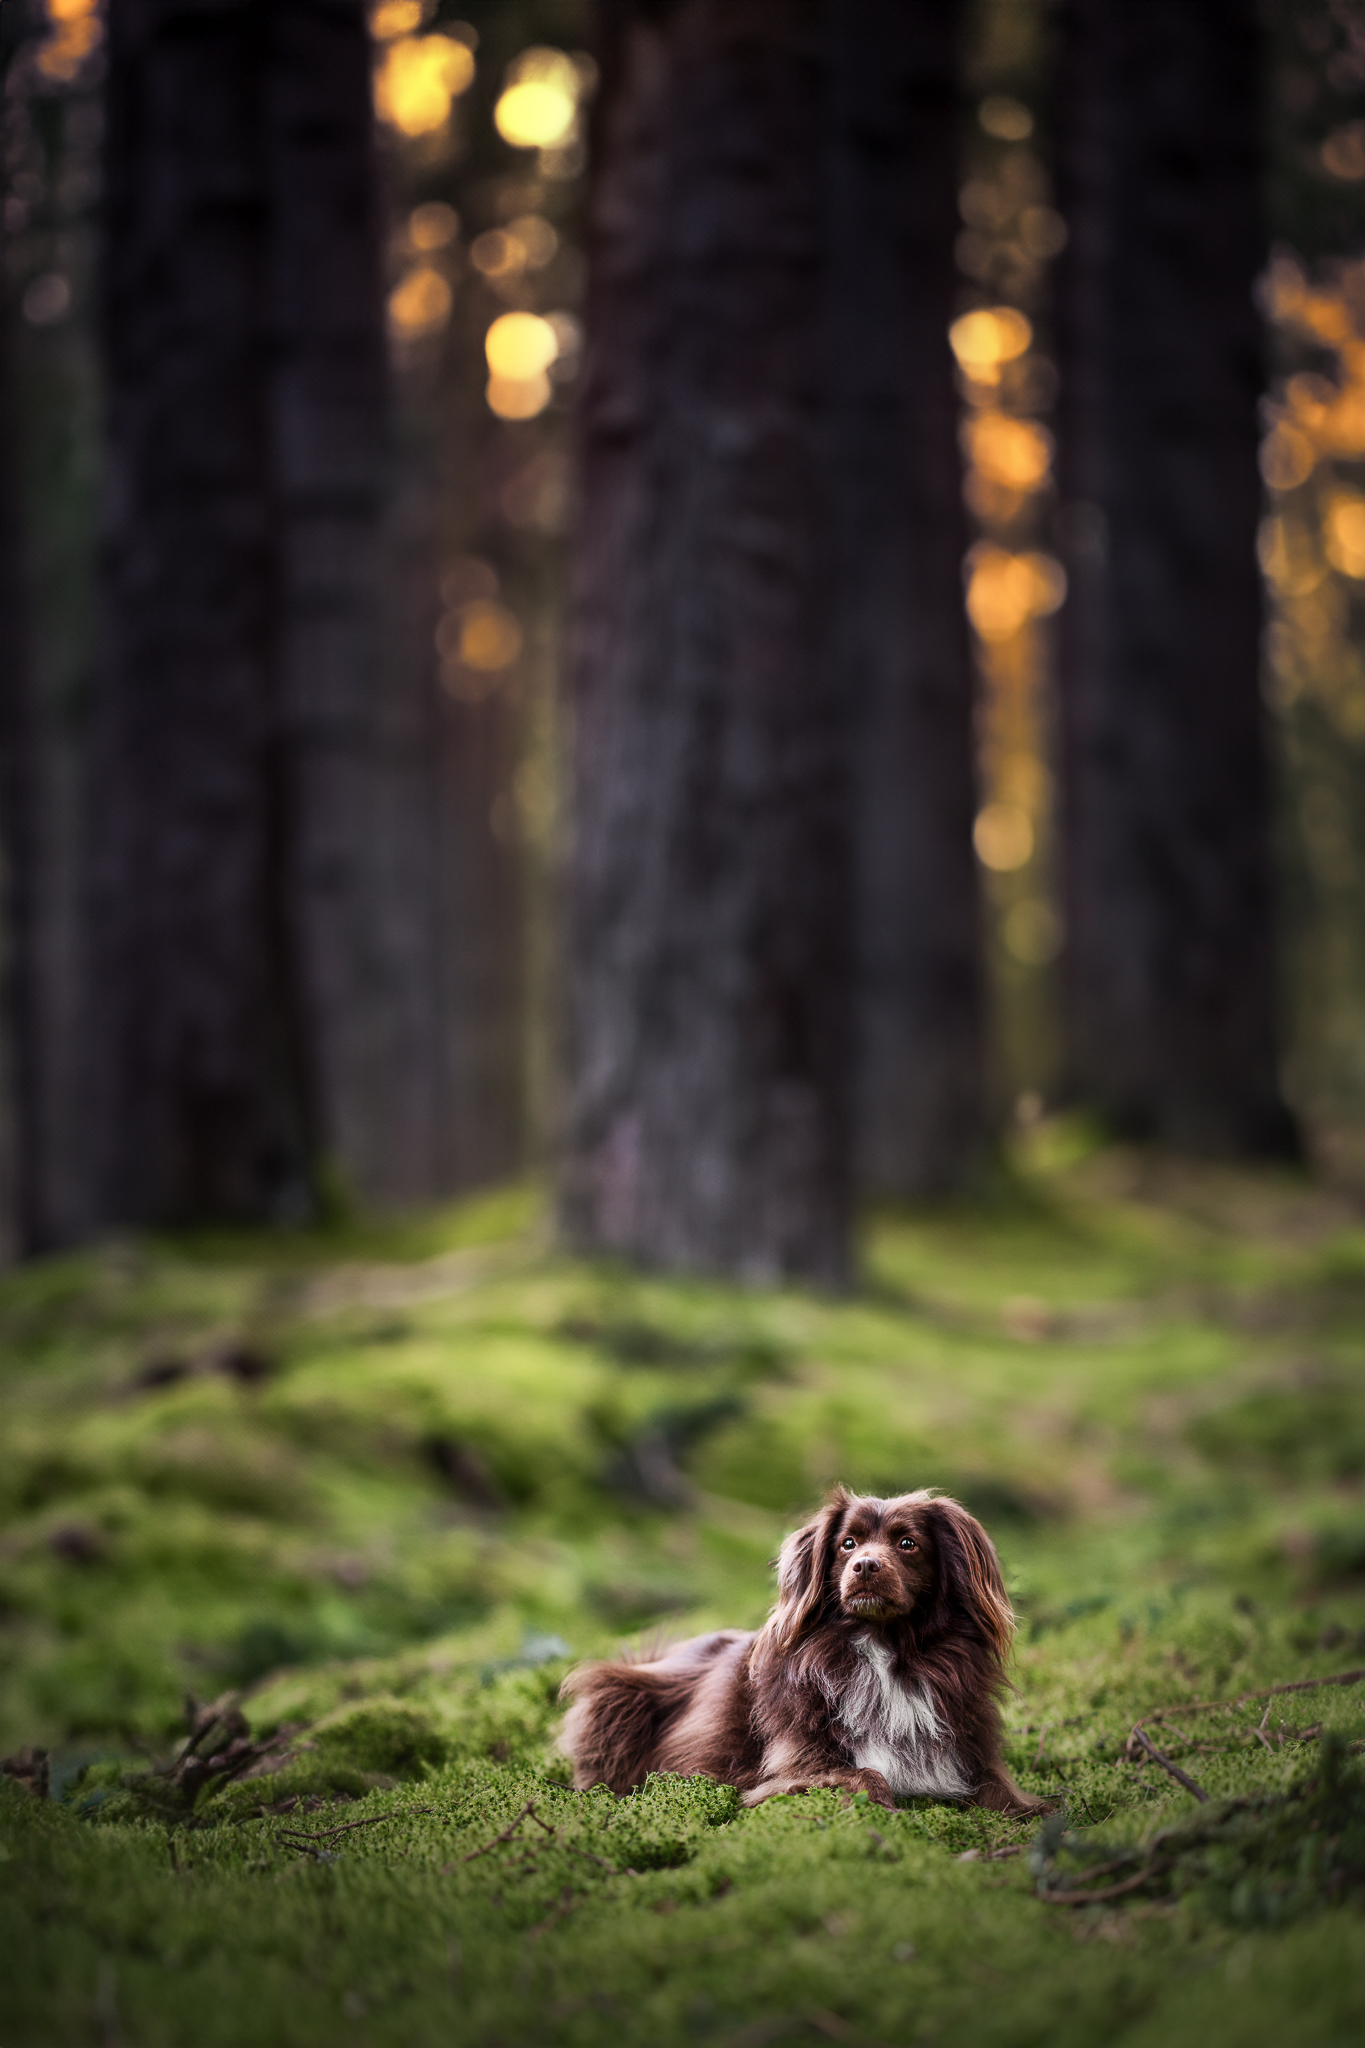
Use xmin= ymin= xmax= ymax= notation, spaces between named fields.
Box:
xmin=1139 ymin=1668 xmax=1365 ymax=1730
xmin=462 ymin=1801 xmax=553 ymax=1863
xmin=275 ymin=1807 xmax=436 ymax=1850
xmin=568 ymin=1846 xmax=619 ymax=1873
xmin=1037 ymin=1859 xmax=1172 ymax=1908
xmin=1127 ymin=1726 xmax=1209 ymax=1803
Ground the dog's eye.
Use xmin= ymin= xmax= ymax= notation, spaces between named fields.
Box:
xmin=899 ymin=1537 xmax=917 ymax=1550
xmin=841 ymin=1537 xmax=856 ymax=1550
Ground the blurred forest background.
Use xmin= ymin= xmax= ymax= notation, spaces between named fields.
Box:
xmin=3 ymin=0 xmax=1365 ymax=1275
xmin=10 ymin=16 xmax=1365 ymax=2038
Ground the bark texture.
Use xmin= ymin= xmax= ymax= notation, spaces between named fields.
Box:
xmin=92 ymin=0 xmax=422 ymax=1224
xmin=1056 ymin=0 xmax=1294 ymax=1154
xmin=0 ymin=163 xmax=38 ymax=1258
xmin=563 ymin=0 xmax=849 ymax=1283
xmin=828 ymin=0 xmax=983 ymax=1198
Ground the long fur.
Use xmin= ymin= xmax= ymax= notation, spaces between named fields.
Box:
xmin=557 ymin=1488 xmax=1050 ymax=1817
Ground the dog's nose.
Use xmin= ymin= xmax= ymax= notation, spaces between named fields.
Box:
xmin=850 ymin=1555 xmax=880 ymax=1576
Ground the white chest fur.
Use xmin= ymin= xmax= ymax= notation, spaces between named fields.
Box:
xmin=837 ymin=1634 xmax=973 ymax=1801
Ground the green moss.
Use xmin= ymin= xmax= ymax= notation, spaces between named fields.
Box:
xmin=1188 ymin=1381 xmax=1365 ymax=1481
xmin=3 ymin=1153 xmax=1365 ymax=2043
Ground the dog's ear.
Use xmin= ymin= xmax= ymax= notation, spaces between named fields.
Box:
xmin=921 ymin=1497 xmax=1014 ymax=1662
xmin=761 ymin=1489 xmax=851 ymax=1656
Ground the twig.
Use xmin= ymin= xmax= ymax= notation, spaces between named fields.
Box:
xmin=1034 ymin=1724 xmax=1052 ymax=1767
xmin=569 ymin=1846 xmax=619 ymax=1873
xmin=1139 ymin=1669 xmax=1365 ymax=1729
xmin=1127 ymin=1726 xmax=1209 ymax=1803
xmin=1067 ymin=1791 xmax=1104 ymax=1826
xmin=1037 ymin=1859 xmax=1172 ymax=1908
xmin=275 ymin=1807 xmax=435 ymax=1850
xmin=461 ymin=1800 xmax=554 ymax=1863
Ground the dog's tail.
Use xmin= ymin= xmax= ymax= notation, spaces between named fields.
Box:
xmin=556 ymin=1658 xmax=695 ymax=1796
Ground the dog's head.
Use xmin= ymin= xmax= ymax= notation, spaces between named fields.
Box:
xmin=756 ymin=1487 xmax=1014 ymax=1665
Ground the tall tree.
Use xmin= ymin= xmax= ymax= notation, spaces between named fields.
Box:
xmin=828 ymin=0 xmax=983 ymax=1199
xmin=1 ymin=0 xmax=106 ymax=1254
xmin=562 ymin=0 xmax=850 ymax=1282
xmin=1055 ymin=0 xmax=1295 ymax=1154
xmin=91 ymin=0 xmax=431 ymax=1224
xmin=0 ymin=5 xmax=38 ymax=1259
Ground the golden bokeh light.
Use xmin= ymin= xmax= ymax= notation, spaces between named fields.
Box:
xmin=965 ymin=547 xmax=1065 ymax=640
xmin=485 ymin=311 xmax=559 ymax=380
xmin=471 ymin=229 xmax=525 ymax=280
xmin=1258 ymin=517 xmax=1325 ymax=596
xmin=437 ymin=600 xmax=523 ymax=672
xmin=375 ymin=34 xmax=475 ymax=136
xmin=371 ymin=0 xmax=422 ymax=41
xmin=1259 ymin=256 xmax=1365 ymax=742
xmin=1003 ymin=898 xmax=1063 ymax=966
xmin=486 ymin=372 xmax=552 ymax=420
xmin=963 ymin=411 xmax=1053 ymax=490
xmin=507 ymin=215 xmax=559 ymax=270
xmin=1260 ymin=422 xmax=1316 ymax=491
xmin=1325 ymin=494 xmax=1365 ymax=579
xmin=974 ymin=803 xmax=1034 ymax=873
xmin=1322 ymin=123 xmax=1365 ymax=181
xmin=494 ymin=48 xmax=580 ymax=149
xmin=37 ymin=0 xmax=101 ymax=81
xmin=978 ymin=94 xmax=1033 ymax=141
xmin=409 ymin=201 xmax=458 ymax=252
xmin=388 ymin=266 xmax=453 ymax=340
xmin=1019 ymin=205 xmax=1068 ymax=259
xmin=948 ymin=307 xmax=1033 ymax=379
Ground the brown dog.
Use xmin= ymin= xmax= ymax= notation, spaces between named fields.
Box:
xmin=559 ymin=1486 xmax=1051 ymax=1815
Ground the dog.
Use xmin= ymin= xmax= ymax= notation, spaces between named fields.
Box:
xmin=558 ymin=1486 xmax=1051 ymax=1815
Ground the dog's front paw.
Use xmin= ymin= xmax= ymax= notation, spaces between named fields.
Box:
xmin=1003 ymin=1790 xmax=1058 ymax=1818
xmin=845 ymin=1769 xmax=896 ymax=1811
xmin=973 ymin=1771 xmax=1056 ymax=1818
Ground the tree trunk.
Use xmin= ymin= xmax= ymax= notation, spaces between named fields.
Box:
xmin=93 ymin=0 xmax=293 ymax=1223
xmin=562 ymin=0 xmax=849 ymax=1283
xmin=0 ymin=126 xmax=39 ymax=1261
xmin=828 ymin=0 xmax=983 ymax=1199
xmin=92 ymin=0 xmax=416 ymax=1225
xmin=263 ymin=0 xmax=436 ymax=1206
xmin=1055 ymin=0 xmax=1295 ymax=1154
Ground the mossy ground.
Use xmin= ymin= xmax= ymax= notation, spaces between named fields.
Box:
xmin=3 ymin=1130 xmax=1365 ymax=2046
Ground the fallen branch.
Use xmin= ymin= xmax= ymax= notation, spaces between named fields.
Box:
xmin=1127 ymin=1727 xmax=1209 ymax=1804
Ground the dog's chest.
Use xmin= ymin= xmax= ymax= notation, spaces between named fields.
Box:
xmin=837 ymin=1636 xmax=972 ymax=1800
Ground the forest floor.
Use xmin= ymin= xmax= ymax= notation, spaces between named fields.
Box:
xmin=3 ymin=1125 xmax=1365 ymax=2047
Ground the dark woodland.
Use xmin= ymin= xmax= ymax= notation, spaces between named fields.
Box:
xmin=1056 ymin=0 xmax=1292 ymax=1157
xmin=5 ymin=5 xmax=1365 ymax=2043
